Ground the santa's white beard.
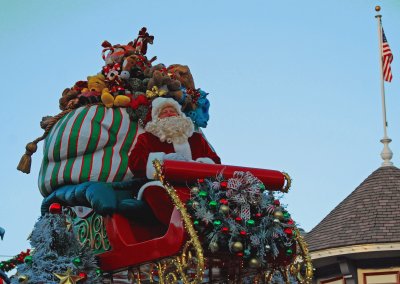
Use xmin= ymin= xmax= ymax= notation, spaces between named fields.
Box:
xmin=145 ymin=116 xmax=194 ymax=144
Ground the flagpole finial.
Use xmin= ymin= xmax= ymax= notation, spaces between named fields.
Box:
xmin=375 ymin=5 xmax=381 ymax=12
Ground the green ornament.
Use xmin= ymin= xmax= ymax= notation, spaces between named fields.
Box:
xmin=246 ymin=220 xmax=255 ymax=227
xmin=209 ymin=201 xmax=217 ymax=208
xmin=283 ymin=212 xmax=291 ymax=219
xmin=186 ymin=200 xmax=193 ymax=207
xmin=244 ymin=249 xmax=251 ymax=258
xmin=198 ymin=191 xmax=208 ymax=198
xmin=193 ymin=220 xmax=200 ymax=226
xmin=96 ymin=268 xmax=103 ymax=276
xmin=259 ymin=184 xmax=266 ymax=192
xmin=286 ymin=248 xmax=293 ymax=255
xmin=0 ymin=263 xmax=4 ymax=269
xmin=213 ymin=220 xmax=222 ymax=227
xmin=72 ymin=257 xmax=82 ymax=267
xmin=24 ymin=256 xmax=33 ymax=264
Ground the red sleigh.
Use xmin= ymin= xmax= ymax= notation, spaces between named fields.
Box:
xmin=68 ymin=160 xmax=312 ymax=283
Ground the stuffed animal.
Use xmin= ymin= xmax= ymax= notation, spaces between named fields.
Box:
xmin=78 ymin=74 xmax=107 ymax=105
xmin=120 ymin=54 xmax=150 ymax=80
xmin=85 ymin=74 xmax=107 ymax=92
xmin=132 ymin=27 xmax=154 ymax=55
xmin=101 ymin=88 xmax=131 ymax=108
xmin=184 ymin=89 xmax=210 ymax=128
xmin=101 ymin=65 xmax=131 ymax=108
xmin=59 ymin=88 xmax=79 ymax=110
xmin=146 ymin=64 xmax=181 ymax=96
xmin=168 ymin=64 xmax=195 ymax=90
xmin=101 ymin=40 xmax=136 ymax=65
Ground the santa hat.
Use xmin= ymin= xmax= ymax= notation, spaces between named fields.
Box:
xmin=151 ymin=97 xmax=184 ymax=120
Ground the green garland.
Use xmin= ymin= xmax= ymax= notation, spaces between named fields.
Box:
xmin=0 ymin=250 xmax=31 ymax=272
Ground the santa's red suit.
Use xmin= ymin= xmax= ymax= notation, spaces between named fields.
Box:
xmin=129 ymin=132 xmax=221 ymax=179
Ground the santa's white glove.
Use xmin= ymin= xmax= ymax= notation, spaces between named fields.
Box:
xmin=164 ymin=153 xmax=189 ymax=161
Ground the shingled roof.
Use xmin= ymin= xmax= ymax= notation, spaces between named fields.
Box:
xmin=305 ymin=166 xmax=400 ymax=252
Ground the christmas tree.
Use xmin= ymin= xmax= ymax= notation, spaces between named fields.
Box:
xmin=12 ymin=204 xmax=102 ymax=284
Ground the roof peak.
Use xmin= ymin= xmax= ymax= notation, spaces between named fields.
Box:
xmin=305 ymin=165 xmax=400 ymax=252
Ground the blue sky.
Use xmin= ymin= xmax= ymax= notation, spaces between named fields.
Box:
xmin=1 ymin=0 xmax=399 ymax=260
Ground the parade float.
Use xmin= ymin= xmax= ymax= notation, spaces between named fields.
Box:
xmin=4 ymin=28 xmax=313 ymax=283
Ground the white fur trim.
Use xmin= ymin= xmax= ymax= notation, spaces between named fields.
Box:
xmin=137 ymin=181 xmax=164 ymax=200
xmin=146 ymin=152 xmax=165 ymax=179
xmin=173 ymin=141 xmax=192 ymax=161
xmin=151 ymin=97 xmax=183 ymax=120
xmin=195 ymin=157 xmax=215 ymax=164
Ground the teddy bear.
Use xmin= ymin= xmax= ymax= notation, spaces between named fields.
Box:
xmin=146 ymin=64 xmax=182 ymax=99
xmin=167 ymin=64 xmax=198 ymax=111
xmin=167 ymin=64 xmax=195 ymax=89
xmin=78 ymin=74 xmax=107 ymax=105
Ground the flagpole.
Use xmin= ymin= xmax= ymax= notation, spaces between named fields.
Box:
xmin=375 ymin=6 xmax=393 ymax=167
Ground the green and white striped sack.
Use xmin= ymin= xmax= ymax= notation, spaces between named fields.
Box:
xmin=38 ymin=105 xmax=140 ymax=197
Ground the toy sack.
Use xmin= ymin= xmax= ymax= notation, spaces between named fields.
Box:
xmin=38 ymin=105 xmax=139 ymax=197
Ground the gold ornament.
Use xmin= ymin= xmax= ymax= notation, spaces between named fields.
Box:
xmin=375 ymin=5 xmax=381 ymax=12
xmin=53 ymin=267 xmax=84 ymax=284
xmin=146 ymin=86 xmax=167 ymax=99
xmin=18 ymin=275 xmax=29 ymax=284
xmin=231 ymin=241 xmax=243 ymax=252
xmin=219 ymin=205 xmax=229 ymax=214
xmin=190 ymin=186 xmax=200 ymax=195
xmin=248 ymin=258 xmax=261 ymax=268
xmin=273 ymin=210 xmax=284 ymax=220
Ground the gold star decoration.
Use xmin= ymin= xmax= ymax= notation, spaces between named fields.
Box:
xmin=53 ymin=267 xmax=84 ymax=284
xmin=65 ymin=218 xmax=72 ymax=232
xmin=18 ymin=275 xmax=29 ymax=284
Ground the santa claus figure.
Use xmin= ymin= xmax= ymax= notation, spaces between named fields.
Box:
xmin=129 ymin=97 xmax=221 ymax=179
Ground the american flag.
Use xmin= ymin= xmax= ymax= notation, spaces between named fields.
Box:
xmin=382 ymin=28 xmax=393 ymax=82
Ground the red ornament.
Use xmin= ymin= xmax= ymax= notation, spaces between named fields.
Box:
xmin=255 ymin=213 xmax=262 ymax=219
xmin=287 ymin=219 xmax=294 ymax=225
xmin=78 ymin=272 xmax=88 ymax=280
xmin=221 ymin=227 xmax=229 ymax=233
xmin=273 ymin=200 xmax=280 ymax=206
xmin=49 ymin=203 xmax=62 ymax=214
xmin=220 ymin=181 xmax=228 ymax=189
xmin=236 ymin=252 xmax=244 ymax=257
xmin=219 ymin=199 xmax=228 ymax=205
xmin=198 ymin=178 xmax=204 ymax=183
xmin=240 ymin=230 xmax=247 ymax=236
xmin=284 ymin=228 xmax=293 ymax=236
xmin=235 ymin=217 xmax=242 ymax=223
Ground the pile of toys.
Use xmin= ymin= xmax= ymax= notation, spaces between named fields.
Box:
xmin=57 ymin=27 xmax=210 ymax=129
